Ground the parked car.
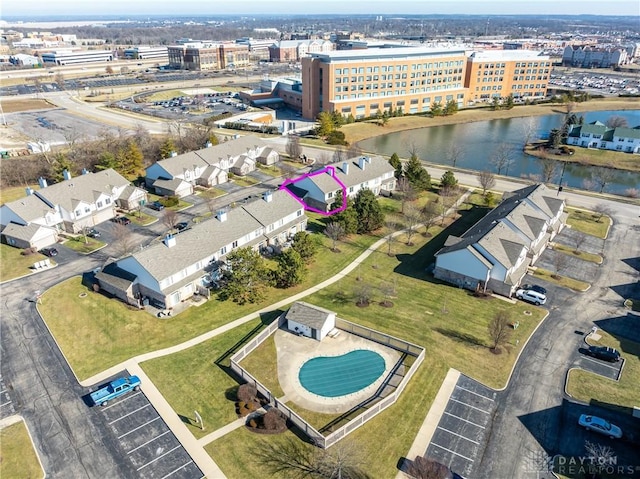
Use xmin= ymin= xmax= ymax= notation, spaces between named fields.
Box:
xmin=578 ymin=414 xmax=623 ymax=439
xmin=515 ymin=288 xmax=547 ymax=305
xmin=148 ymin=201 xmax=165 ymax=211
xmin=40 ymin=247 xmax=58 ymax=257
xmin=520 ymin=283 xmax=547 ymax=295
xmin=86 ymin=228 xmax=101 ymax=238
xmin=89 ymin=375 xmax=141 ymax=407
xmin=112 ymin=216 xmax=131 ymax=226
xmin=585 ymin=345 xmax=620 ymax=362
xmin=175 ymin=222 xmax=189 ymax=232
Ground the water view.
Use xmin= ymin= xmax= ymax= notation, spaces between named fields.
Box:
xmin=357 ymin=109 xmax=640 ymax=194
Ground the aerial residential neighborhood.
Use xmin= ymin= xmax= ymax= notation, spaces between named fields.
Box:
xmin=1 ymin=4 xmax=639 ymax=479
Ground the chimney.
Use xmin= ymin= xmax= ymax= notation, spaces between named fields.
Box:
xmin=263 ymin=190 xmax=273 ymax=203
xmin=81 ymin=168 xmax=89 ymax=175
xmin=205 ymin=141 xmax=212 ymax=148
xmin=63 ymin=169 xmax=72 ymax=181
xmin=326 ymin=167 xmax=334 ymax=177
xmin=342 ymin=162 xmax=349 ymax=174
xmin=38 ymin=177 xmax=48 ymax=188
xmin=358 ymin=157 xmax=366 ymax=170
xmin=25 ymin=187 xmax=34 ymax=196
xmin=163 ymin=234 xmax=176 ymax=248
xmin=170 ymin=151 xmax=177 ymax=157
xmin=365 ymin=156 xmax=372 ymax=164
xmin=217 ymin=209 xmax=228 ymax=222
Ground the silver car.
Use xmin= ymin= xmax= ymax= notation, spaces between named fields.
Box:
xmin=578 ymin=414 xmax=623 ymax=439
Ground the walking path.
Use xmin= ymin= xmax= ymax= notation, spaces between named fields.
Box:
xmin=78 ymin=190 xmax=471 ymax=479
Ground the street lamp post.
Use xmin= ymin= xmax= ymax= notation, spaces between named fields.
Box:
xmin=557 ymin=161 xmax=567 ymax=196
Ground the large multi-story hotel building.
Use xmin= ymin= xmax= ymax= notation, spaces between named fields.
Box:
xmin=301 ymin=47 xmax=468 ymax=120
xmin=168 ymin=42 xmax=249 ymax=71
xmin=301 ymin=46 xmax=551 ymax=119
xmin=465 ymin=50 xmax=551 ymax=103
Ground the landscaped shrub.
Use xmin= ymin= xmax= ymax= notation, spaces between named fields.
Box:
xmin=326 ymin=130 xmax=347 ymax=145
xmin=21 ymin=247 xmax=37 ymax=256
xmin=237 ymin=383 xmax=257 ymax=403
xmin=248 ymin=418 xmax=257 ymax=428
xmin=161 ymin=196 xmax=179 ymax=207
xmin=262 ymin=408 xmax=286 ymax=431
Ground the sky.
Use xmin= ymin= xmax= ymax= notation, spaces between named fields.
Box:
xmin=1 ymin=0 xmax=639 ymax=18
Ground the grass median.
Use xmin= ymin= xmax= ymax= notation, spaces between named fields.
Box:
xmin=0 ymin=420 xmax=44 ymax=479
xmin=567 ymin=330 xmax=640 ymax=414
xmin=565 ymin=207 xmax=611 ymax=239
xmin=0 ymin=244 xmax=49 ymax=283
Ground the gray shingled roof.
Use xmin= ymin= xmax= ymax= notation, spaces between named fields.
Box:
xmin=477 ymin=222 xmax=527 ymax=269
xmin=152 ymin=178 xmax=190 ymax=191
xmin=152 ymin=151 xmax=210 ymax=177
xmin=242 ymin=190 xmax=301 ymax=227
xmin=311 ymin=155 xmax=394 ymax=194
xmin=96 ymin=262 xmax=138 ymax=291
xmin=35 ymin=169 xmax=129 ymax=212
xmin=2 ymin=193 xmax=54 ymax=223
xmin=193 ymin=134 xmax=267 ymax=164
xmin=613 ymin=126 xmax=640 ymax=140
xmin=132 ymin=206 xmax=262 ymax=283
xmin=285 ymin=301 xmax=334 ymax=330
xmin=1 ymin=222 xmax=49 ymax=242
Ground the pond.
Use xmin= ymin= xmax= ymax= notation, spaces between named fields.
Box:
xmin=357 ymin=109 xmax=640 ymax=194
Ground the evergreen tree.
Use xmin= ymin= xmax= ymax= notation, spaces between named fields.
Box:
xmin=121 ymin=141 xmax=144 ymax=177
xmin=52 ymin=153 xmax=75 ymax=182
xmin=504 ymin=94 xmax=514 ymax=110
xmin=440 ymin=170 xmax=458 ymax=188
xmin=491 ymin=96 xmax=501 ymax=110
xmin=96 ymin=151 xmax=118 ymax=171
xmin=404 ymin=154 xmax=431 ymax=191
xmin=354 ymin=188 xmax=385 ymax=234
xmin=388 ymin=152 xmax=403 ymax=179
xmin=429 ymin=101 xmax=443 ymax=117
xmin=159 ymin=138 xmax=176 ymax=159
xmin=332 ymin=190 xmax=358 ymax=235
xmin=273 ymin=248 xmax=306 ymax=288
xmin=219 ymin=247 xmax=271 ymax=305
xmin=316 ymin=112 xmax=334 ymax=137
xmin=444 ymin=99 xmax=458 ymax=116
xmin=291 ymin=231 xmax=317 ymax=264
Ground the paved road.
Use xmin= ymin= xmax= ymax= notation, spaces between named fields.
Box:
xmin=476 ymin=202 xmax=640 ymax=478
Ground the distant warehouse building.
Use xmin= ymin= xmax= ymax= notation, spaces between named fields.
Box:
xmin=41 ymin=49 xmax=114 ymax=65
xmin=168 ymin=42 xmax=249 ymax=70
xmin=123 ymin=46 xmax=168 ymax=60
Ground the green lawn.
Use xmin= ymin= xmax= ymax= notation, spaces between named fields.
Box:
xmin=141 ymin=318 xmax=273 ymax=438
xmin=551 ymin=243 xmax=603 ymax=264
xmin=0 ymin=244 xmax=49 ymax=283
xmin=0 ymin=421 xmax=44 ymax=479
xmin=125 ymin=211 xmax=157 ymax=226
xmin=531 ymin=267 xmax=590 ymax=292
xmin=147 ymin=194 xmax=193 ymax=211
xmin=256 ymin=164 xmax=283 ymax=177
xmin=567 ymin=330 xmax=640 ymax=415
xmin=0 ymin=184 xmax=39 ymax=205
xmin=196 ymin=187 xmax=226 ymax=199
xmin=38 ymin=222 xmax=380 ymax=380
xmin=565 ymin=207 xmax=611 ymax=239
xmin=62 ymin=236 xmax=105 ymax=254
xmin=231 ymin=176 xmax=259 ymax=187
xmin=526 ymin=143 xmax=640 ymax=172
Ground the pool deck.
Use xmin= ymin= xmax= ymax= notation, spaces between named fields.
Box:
xmin=274 ymin=328 xmax=402 ymax=414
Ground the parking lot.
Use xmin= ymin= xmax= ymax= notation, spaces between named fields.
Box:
xmin=91 ymin=374 xmax=203 ymax=479
xmin=0 ymin=375 xmax=16 ymax=420
xmin=424 ymin=375 xmax=497 ymax=478
xmin=573 ymin=344 xmax=624 ymax=381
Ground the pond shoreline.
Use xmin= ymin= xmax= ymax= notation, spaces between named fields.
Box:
xmin=345 ymin=97 xmax=640 ymax=145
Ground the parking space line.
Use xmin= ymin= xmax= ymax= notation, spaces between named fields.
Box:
xmin=136 ymin=445 xmax=181 ymax=471
xmin=117 ymin=417 xmax=160 ymax=439
xmin=450 ymin=398 xmax=491 ymax=414
xmin=430 ymin=443 xmax=474 ymax=462
xmin=101 ymin=391 xmax=142 ymax=410
xmin=127 ymin=430 xmax=170 ymax=454
xmin=160 ymin=460 xmax=198 ymax=479
xmin=580 ymin=356 xmax=620 ymax=371
xmin=443 ymin=411 xmax=486 ymax=429
xmin=0 ymin=401 xmax=12 ymax=407
xmin=108 ymin=404 xmax=150 ymax=424
xmin=455 ymin=385 xmax=494 ymax=401
xmin=437 ymin=426 xmax=480 ymax=444
xmin=0 ymin=389 xmax=6 ymax=395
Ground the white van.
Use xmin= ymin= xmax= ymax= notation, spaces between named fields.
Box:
xmin=515 ymin=288 xmax=547 ymax=305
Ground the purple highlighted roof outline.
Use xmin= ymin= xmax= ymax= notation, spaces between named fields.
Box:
xmin=279 ymin=166 xmax=347 ymax=216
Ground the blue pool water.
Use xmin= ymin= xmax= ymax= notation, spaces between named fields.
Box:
xmin=298 ymin=349 xmax=385 ymax=398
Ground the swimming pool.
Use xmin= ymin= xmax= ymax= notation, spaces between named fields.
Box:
xmin=298 ymin=349 xmax=385 ymax=398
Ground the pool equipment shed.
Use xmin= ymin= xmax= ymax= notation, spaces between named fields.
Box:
xmin=285 ymin=301 xmax=336 ymax=340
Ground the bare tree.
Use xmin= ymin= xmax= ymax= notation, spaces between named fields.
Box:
xmin=285 ymin=134 xmax=302 ymax=160
xmin=379 ymin=281 xmax=396 ymax=307
xmin=593 ymin=204 xmax=612 ymax=223
xmin=112 ymin=222 xmax=136 ymax=258
xmin=332 ymin=147 xmax=346 ymax=163
xmin=591 ymin=167 xmax=617 ymax=194
xmin=407 ymin=456 xmax=453 ymax=479
xmin=354 ymin=282 xmax=372 ymax=307
xmin=565 ymin=101 xmax=576 ymax=114
xmin=446 ymin=144 xmax=464 ymax=168
xmin=605 ymin=115 xmax=628 ymax=128
xmin=54 ymin=72 xmax=66 ymax=90
xmin=257 ymin=437 xmax=370 ymax=479
xmin=573 ymin=231 xmax=587 ymax=253
xmin=385 ymin=221 xmax=398 ymax=256
xmin=584 ymin=440 xmax=616 ymax=466
xmin=582 ymin=177 xmax=596 ymax=192
xmin=552 ymin=251 xmax=569 ymax=279
xmin=477 ymin=170 xmax=496 ymax=195
xmin=488 ymin=310 xmax=512 ymax=352
xmin=161 ymin=209 xmax=179 ymax=232
xmin=421 ymin=200 xmax=440 ymax=236
xmin=491 ymin=143 xmax=514 ymax=176
xmin=279 ymin=162 xmax=297 ymax=179
xmin=403 ymin=204 xmax=421 ymax=246
xmin=396 ymin=177 xmax=416 ymax=214
xmin=205 ymin=197 xmax=217 ymax=217
xmin=317 ymin=151 xmax=332 ymax=166
xmin=347 ymin=143 xmax=363 ymax=159
xmin=438 ymin=187 xmax=457 ymax=225
xmin=105 ymin=65 xmax=114 ymax=75
xmin=538 ymin=159 xmax=559 ymax=184
xmin=521 ymin=116 xmax=538 ymax=147
xmin=324 ymin=222 xmax=345 ymax=252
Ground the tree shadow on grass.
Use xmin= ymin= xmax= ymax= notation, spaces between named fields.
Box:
xmin=394 ymin=206 xmax=489 ymax=281
xmin=434 ymin=327 xmax=486 ymax=348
